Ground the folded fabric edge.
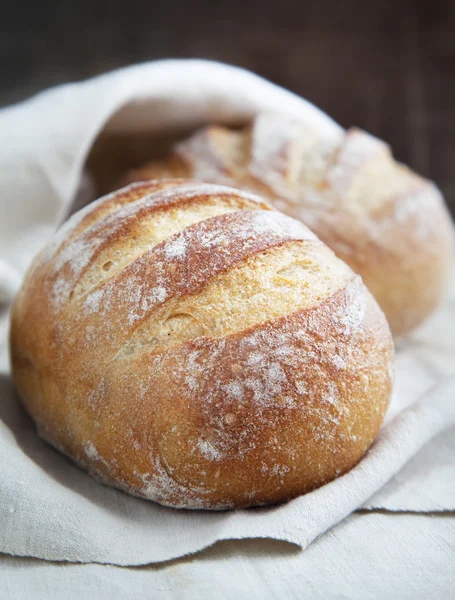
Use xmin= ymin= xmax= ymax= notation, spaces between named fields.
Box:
xmin=0 ymin=535 xmax=302 ymax=569
xmin=357 ymin=508 xmax=455 ymax=514
xmin=42 ymin=59 xmax=343 ymax=229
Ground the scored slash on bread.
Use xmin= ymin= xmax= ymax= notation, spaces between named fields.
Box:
xmin=121 ymin=113 xmax=454 ymax=337
xmin=11 ymin=181 xmax=393 ymax=510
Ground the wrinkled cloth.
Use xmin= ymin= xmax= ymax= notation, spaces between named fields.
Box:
xmin=0 ymin=60 xmax=454 ymax=566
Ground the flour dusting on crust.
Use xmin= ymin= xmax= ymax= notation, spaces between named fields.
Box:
xmin=15 ymin=180 xmax=394 ymax=510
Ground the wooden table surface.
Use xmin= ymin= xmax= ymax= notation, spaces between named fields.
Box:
xmin=2 ymin=0 xmax=454 ymax=214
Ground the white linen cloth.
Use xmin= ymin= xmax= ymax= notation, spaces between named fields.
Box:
xmin=0 ymin=59 xmax=454 ymax=566
xmin=2 ymin=513 xmax=455 ymax=600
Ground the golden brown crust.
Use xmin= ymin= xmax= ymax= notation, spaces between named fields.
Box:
xmin=122 ymin=115 xmax=454 ymax=337
xmin=11 ymin=181 xmax=394 ymax=510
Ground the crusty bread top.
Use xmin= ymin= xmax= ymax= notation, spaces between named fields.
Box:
xmin=16 ymin=180 xmax=358 ymax=360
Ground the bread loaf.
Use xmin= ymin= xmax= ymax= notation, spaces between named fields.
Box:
xmin=11 ymin=180 xmax=394 ymax=509
xmin=121 ymin=113 xmax=454 ymax=337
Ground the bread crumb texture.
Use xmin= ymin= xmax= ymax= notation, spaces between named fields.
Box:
xmin=11 ymin=180 xmax=394 ymax=509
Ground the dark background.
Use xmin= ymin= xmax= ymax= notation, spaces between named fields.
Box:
xmin=2 ymin=0 xmax=454 ymax=214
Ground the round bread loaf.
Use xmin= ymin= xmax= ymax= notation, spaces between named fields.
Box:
xmin=121 ymin=113 xmax=454 ymax=337
xmin=10 ymin=180 xmax=394 ymax=509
